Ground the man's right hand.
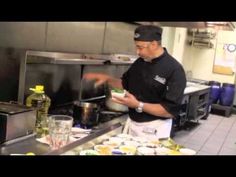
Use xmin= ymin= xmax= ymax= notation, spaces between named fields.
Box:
xmin=83 ymin=73 xmax=110 ymax=87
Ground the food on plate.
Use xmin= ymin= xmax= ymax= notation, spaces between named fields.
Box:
xmin=94 ymin=145 xmax=112 ymax=155
xmin=119 ymin=145 xmax=136 ymax=155
xmin=80 ymin=149 xmax=99 ymax=155
xmin=111 ymin=88 xmax=126 ymax=98
xmin=26 ymin=152 xmax=35 ymax=156
xmin=167 ymin=150 xmax=182 ymax=155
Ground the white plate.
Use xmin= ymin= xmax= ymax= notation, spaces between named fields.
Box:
xmin=137 ymin=147 xmax=155 ymax=155
xmin=80 ymin=149 xmax=99 ymax=155
xmin=179 ymin=148 xmax=196 ymax=155
xmin=71 ymin=127 xmax=91 ymax=133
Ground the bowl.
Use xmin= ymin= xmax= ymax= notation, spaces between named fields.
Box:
xmin=123 ymin=140 xmax=140 ymax=147
xmin=116 ymin=133 xmax=133 ymax=140
xmin=94 ymin=145 xmax=112 ymax=155
xmin=137 ymin=147 xmax=155 ymax=155
xmin=111 ymin=89 xmax=126 ymax=98
xmin=119 ymin=145 xmax=136 ymax=155
xmin=103 ymin=140 xmax=121 ymax=148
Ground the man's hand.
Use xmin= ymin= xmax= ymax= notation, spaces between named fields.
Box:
xmin=83 ymin=73 xmax=110 ymax=87
xmin=112 ymin=91 xmax=139 ymax=109
xmin=112 ymin=91 xmax=173 ymax=118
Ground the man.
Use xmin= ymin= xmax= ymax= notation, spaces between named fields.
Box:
xmin=83 ymin=25 xmax=186 ymax=140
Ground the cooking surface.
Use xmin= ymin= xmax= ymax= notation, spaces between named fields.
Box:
xmin=49 ymin=101 xmax=127 ymax=129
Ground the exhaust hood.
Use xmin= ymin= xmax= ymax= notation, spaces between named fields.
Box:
xmin=159 ymin=22 xmax=235 ymax=31
xmin=134 ymin=22 xmax=235 ymax=31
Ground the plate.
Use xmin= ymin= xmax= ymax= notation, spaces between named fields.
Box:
xmin=80 ymin=149 xmax=99 ymax=155
xmin=179 ymin=148 xmax=196 ymax=155
xmin=94 ymin=145 xmax=112 ymax=155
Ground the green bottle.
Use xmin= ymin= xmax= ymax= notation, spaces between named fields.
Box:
xmin=26 ymin=85 xmax=51 ymax=138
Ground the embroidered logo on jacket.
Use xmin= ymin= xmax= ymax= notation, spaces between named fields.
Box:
xmin=154 ymin=75 xmax=166 ymax=85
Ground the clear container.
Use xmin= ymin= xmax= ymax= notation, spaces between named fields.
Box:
xmin=26 ymin=85 xmax=51 ymax=138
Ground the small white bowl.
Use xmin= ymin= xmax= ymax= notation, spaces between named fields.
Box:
xmin=119 ymin=145 xmax=136 ymax=155
xmin=137 ymin=147 xmax=155 ymax=155
xmin=123 ymin=140 xmax=140 ymax=147
xmin=111 ymin=89 xmax=126 ymax=98
xmin=116 ymin=133 xmax=133 ymax=140
xmin=103 ymin=140 xmax=121 ymax=148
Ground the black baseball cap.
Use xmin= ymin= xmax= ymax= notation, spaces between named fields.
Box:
xmin=134 ymin=25 xmax=163 ymax=41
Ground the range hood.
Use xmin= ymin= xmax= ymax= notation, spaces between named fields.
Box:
xmin=159 ymin=22 xmax=235 ymax=31
xmin=134 ymin=22 xmax=235 ymax=31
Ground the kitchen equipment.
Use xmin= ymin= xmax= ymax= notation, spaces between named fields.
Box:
xmin=80 ymin=78 xmax=128 ymax=112
xmin=73 ymin=101 xmax=100 ymax=128
xmin=105 ymin=97 xmax=128 ymax=112
xmin=0 ymin=102 xmax=36 ymax=144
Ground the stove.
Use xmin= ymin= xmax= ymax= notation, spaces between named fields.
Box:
xmin=49 ymin=102 xmax=126 ymax=129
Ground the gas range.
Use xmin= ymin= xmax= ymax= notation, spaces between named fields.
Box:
xmin=49 ymin=103 xmax=126 ymax=129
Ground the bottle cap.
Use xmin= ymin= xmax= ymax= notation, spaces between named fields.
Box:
xmin=29 ymin=85 xmax=45 ymax=94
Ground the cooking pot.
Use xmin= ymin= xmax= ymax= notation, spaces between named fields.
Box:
xmin=73 ymin=101 xmax=100 ymax=127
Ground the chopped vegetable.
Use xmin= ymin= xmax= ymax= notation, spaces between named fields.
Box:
xmin=111 ymin=88 xmax=124 ymax=93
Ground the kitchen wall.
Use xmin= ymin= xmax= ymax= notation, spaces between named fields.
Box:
xmin=0 ymin=22 xmax=138 ymax=54
xmin=0 ymin=22 xmax=138 ymax=102
xmin=182 ymin=30 xmax=236 ymax=84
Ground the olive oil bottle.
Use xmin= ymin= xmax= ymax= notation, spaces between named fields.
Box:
xmin=26 ymin=85 xmax=51 ymax=138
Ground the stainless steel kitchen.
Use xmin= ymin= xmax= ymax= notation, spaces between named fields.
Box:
xmin=0 ymin=22 xmax=236 ymax=155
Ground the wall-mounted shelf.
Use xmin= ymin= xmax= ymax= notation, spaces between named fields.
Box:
xmin=188 ymin=29 xmax=216 ymax=49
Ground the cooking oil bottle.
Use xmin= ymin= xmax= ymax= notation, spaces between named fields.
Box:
xmin=26 ymin=85 xmax=51 ymax=138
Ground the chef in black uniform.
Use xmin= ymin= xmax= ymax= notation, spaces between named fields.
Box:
xmin=84 ymin=25 xmax=186 ymax=140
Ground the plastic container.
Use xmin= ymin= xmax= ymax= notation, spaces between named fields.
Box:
xmin=208 ymin=81 xmax=221 ymax=104
xmin=219 ymin=83 xmax=235 ymax=106
xmin=26 ymin=85 xmax=51 ymax=138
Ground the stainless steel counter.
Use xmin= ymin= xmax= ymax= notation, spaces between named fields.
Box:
xmin=0 ymin=115 xmax=128 ymax=155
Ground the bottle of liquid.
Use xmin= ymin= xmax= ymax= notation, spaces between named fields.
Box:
xmin=26 ymin=85 xmax=51 ymax=138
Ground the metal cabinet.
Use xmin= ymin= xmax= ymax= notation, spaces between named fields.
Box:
xmin=174 ymin=94 xmax=190 ymax=129
xmin=187 ymin=88 xmax=210 ymax=121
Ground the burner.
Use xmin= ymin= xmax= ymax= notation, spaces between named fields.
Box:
xmin=49 ymin=103 xmax=126 ymax=128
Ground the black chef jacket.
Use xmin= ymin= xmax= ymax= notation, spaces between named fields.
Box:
xmin=121 ymin=48 xmax=186 ymax=122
